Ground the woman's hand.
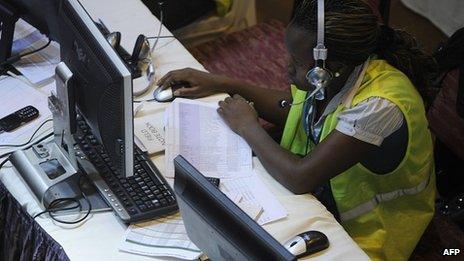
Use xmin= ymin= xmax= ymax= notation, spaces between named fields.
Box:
xmin=157 ymin=68 xmax=229 ymax=98
xmin=217 ymin=94 xmax=260 ymax=136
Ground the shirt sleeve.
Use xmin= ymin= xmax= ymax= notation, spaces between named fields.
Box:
xmin=335 ymin=97 xmax=404 ymax=146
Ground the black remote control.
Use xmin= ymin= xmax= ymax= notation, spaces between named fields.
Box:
xmin=206 ymin=177 xmax=220 ymax=188
xmin=0 ymin=106 xmax=39 ymax=132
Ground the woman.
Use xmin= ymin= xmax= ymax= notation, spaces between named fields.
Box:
xmin=158 ymin=0 xmax=437 ymax=259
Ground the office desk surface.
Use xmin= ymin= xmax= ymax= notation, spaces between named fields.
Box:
xmin=0 ymin=0 xmax=368 ymax=260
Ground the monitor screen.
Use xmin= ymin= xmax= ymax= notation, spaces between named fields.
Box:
xmin=174 ymin=155 xmax=296 ymax=261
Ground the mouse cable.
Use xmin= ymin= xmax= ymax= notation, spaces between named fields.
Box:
xmin=133 ymin=98 xmax=156 ymax=103
xmin=0 ymin=39 xmax=52 ymax=69
xmin=0 ymin=118 xmax=53 ymax=148
xmin=146 ymin=36 xmax=175 ymax=40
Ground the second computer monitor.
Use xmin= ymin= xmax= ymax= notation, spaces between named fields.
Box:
xmin=174 ymin=155 xmax=296 ymax=261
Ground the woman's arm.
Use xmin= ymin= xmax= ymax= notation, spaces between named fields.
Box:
xmin=221 ymin=77 xmax=292 ymax=127
xmin=218 ymin=95 xmax=376 ymax=194
xmin=158 ymin=68 xmax=292 ymax=127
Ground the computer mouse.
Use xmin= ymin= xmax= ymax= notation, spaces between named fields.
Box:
xmin=153 ymin=85 xmax=174 ymax=102
xmin=283 ymin=231 xmax=329 ymax=258
xmin=153 ymin=81 xmax=190 ymax=102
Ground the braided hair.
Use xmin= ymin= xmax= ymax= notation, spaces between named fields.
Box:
xmin=291 ymin=0 xmax=438 ymax=104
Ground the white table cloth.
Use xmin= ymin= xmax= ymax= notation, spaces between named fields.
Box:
xmin=0 ymin=0 xmax=368 ymax=260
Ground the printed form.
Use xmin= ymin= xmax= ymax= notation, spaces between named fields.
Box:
xmin=120 ymin=213 xmax=202 ymax=260
xmin=222 ymin=174 xmax=288 ymax=225
xmin=164 ymin=98 xmax=252 ymax=179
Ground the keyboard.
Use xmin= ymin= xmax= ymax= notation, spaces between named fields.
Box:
xmin=75 ymin=118 xmax=178 ymax=223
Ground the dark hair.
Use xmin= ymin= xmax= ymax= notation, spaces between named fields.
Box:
xmin=290 ymin=0 xmax=438 ymax=105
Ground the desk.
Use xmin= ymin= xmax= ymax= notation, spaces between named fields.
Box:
xmin=0 ymin=0 xmax=368 ymax=260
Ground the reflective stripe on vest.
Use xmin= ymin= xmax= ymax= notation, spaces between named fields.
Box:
xmin=340 ymin=171 xmax=432 ymax=221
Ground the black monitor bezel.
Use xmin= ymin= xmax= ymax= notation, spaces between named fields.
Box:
xmin=174 ymin=155 xmax=295 ymax=261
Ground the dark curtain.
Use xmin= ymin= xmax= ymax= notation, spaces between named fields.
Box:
xmin=0 ymin=182 xmax=69 ymax=261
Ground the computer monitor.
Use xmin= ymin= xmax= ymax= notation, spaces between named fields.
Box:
xmin=5 ymin=0 xmax=60 ymax=40
xmin=173 ymin=155 xmax=296 ymax=261
xmin=56 ymin=0 xmax=134 ymax=177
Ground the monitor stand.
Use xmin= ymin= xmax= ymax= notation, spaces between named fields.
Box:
xmin=9 ymin=62 xmax=110 ymax=213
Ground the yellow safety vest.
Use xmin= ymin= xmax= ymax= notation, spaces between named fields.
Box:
xmin=280 ymin=60 xmax=436 ymax=260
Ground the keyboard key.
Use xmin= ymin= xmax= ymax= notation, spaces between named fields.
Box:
xmin=75 ymin=118 xmax=178 ymax=221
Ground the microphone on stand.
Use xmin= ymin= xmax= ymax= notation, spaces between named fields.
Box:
xmin=278 ymin=85 xmax=324 ymax=108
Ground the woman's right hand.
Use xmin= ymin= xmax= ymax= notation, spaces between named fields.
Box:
xmin=157 ymin=68 xmax=229 ymax=98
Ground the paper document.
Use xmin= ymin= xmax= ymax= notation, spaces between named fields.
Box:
xmin=12 ymin=19 xmax=60 ymax=85
xmin=120 ymin=213 xmax=202 ymax=260
xmin=164 ymin=98 xmax=252 ymax=178
xmin=134 ymin=109 xmax=165 ymax=155
xmin=222 ymin=174 xmax=287 ymax=225
xmin=0 ymin=77 xmax=52 ymax=144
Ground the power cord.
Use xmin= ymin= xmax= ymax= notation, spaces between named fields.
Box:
xmin=0 ymin=39 xmax=52 ymax=69
xmin=0 ymin=131 xmax=54 ymax=160
xmin=33 ymin=175 xmax=92 ymax=224
xmin=0 ymin=157 xmax=9 ymax=169
xmin=0 ymin=118 xmax=53 ymax=148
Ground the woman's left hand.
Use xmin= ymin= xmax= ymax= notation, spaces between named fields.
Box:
xmin=217 ymin=94 xmax=259 ymax=136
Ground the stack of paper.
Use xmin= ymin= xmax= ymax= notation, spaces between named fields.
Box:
xmin=164 ymin=98 xmax=252 ymax=179
xmin=221 ymin=174 xmax=288 ymax=225
xmin=12 ymin=19 xmax=60 ymax=85
xmin=133 ymin=109 xmax=166 ymax=155
xmin=120 ymin=191 xmax=252 ymax=260
xmin=120 ymin=213 xmax=202 ymax=260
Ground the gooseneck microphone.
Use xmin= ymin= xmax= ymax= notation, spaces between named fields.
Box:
xmin=279 ymin=95 xmax=312 ymax=108
xmin=279 ymin=85 xmax=324 ymax=108
xmin=280 ymin=0 xmax=331 ymax=109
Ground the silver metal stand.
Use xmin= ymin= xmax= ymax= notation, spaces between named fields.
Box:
xmin=9 ymin=62 xmax=110 ymax=212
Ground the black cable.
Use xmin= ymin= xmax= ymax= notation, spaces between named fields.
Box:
xmin=0 ymin=131 xmax=53 ymax=160
xmin=0 ymin=39 xmax=52 ymax=68
xmin=0 ymin=158 xmax=9 ymax=169
xmin=0 ymin=119 xmax=53 ymax=148
xmin=33 ymin=198 xmax=81 ymax=219
xmin=146 ymin=36 xmax=175 ymax=39
xmin=133 ymin=98 xmax=156 ymax=103
xmin=33 ymin=176 xmax=92 ymax=224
